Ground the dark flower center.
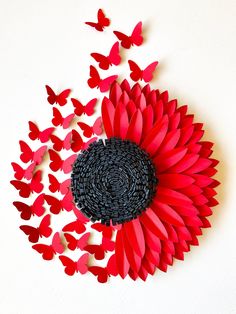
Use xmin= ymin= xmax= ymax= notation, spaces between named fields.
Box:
xmin=71 ymin=137 xmax=157 ymax=225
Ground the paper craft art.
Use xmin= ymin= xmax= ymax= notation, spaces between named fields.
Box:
xmin=11 ymin=8 xmax=219 ymax=283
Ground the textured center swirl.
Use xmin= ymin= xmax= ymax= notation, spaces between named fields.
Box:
xmin=71 ymin=137 xmax=158 ymax=225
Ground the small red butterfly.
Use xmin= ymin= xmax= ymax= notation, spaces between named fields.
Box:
xmin=91 ymin=222 xmax=113 ymax=239
xmin=91 ymin=42 xmax=121 ymax=70
xmin=11 ymin=162 xmax=36 ymax=180
xmin=45 ymin=85 xmax=71 ymax=106
xmin=51 ymin=107 xmax=74 ymax=129
xmin=71 ymin=98 xmax=97 ymax=116
xmin=85 ymin=9 xmax=110 ymax=32
xmin=48 ymin=174 xmax=71 ymax=195
xmin=11 ymin=170 xmax=44 ymax=198
xmin=20 ymin=214 xmax=52 ymax=243
xmin=62 ymin=217 xmax=86 ymax=234
xmin=64 ymin=232 xmax=90 ymax=251
xmin=13 ymin=193 xmax=45 ymax=220
xmin=77 ymin=117 xmax=103 ymax=138
xmin=72 ymin=207 xmax=90 ymax=224
xmin=128 ymin=60 xmax=158 ymax=82
xmin=32 ymin=232 xmax=64 ymax=260
xmin=50 ymin=132 xmax=72 ymax=151
xmin=59 ymin=253 xmax=89 ymax=276
xmin=19 ymin=141 xmax=47 ymax=164
xmin=28 ymin=121 xmax=54 ymax=143
xmin=87 ymin=66 xmax=118 ymax=93
xmin=48 ymin=149 xmax=77 ymax=173
xmin=113 ymin=21 xmax=143 ymax=49
xmin=70 ymin=130 xmax=83 ymax=152
xmin=88 ymin=254 xmax=118 ymax=283
xmin=44 ymin=192 xmax=74 ymax=215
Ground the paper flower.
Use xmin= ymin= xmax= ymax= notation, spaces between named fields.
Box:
xmin=11 ymin=9 xmax=219 ymax=283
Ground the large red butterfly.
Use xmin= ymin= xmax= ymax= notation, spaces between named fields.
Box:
xmin=13 ymin=193 xmax=45 ymax=220
xmin=44 ymin=192 xmax=74 ymax=215
xmin=32 ymin=232 xmax=64 ymax=260
xmin=113 ymin=22 xmax=143 ymax=49
xmin=11 ymin=162 xmax=36 ymax=180
xmin=59 ymin=253 xmax=89 ymax=276
xmin=85 ymin=9 xmax=110 ymax=32
xmin=11 ymin=170 xmax=44 ymax=198
xmin=19 ymin=141 xmax=47 ymax=164
xmin=48 ymin=174 xmax=70 ymax=195
xmin=88 ymin=254 xmax=118 ymax=283
xmin=28 ymin=121 xmax=54 ymax=143
xmin=64 ymin=232 xmax=90 ymax=251
xmin=71 ymin=98 xmax=97 ymax=116
xmin=128 ymin=60 xmax=159 ymax=82
xmin=77 ymin=117 xmax=103 ymax=138
xmin=50 ymin=132 xmax=72 ymax=151
xmin=87 ymin=66 xmax=118 ymax=93
xmin=48 ymin=149 xmax=77 ymax=173
xmin=20 ymin=214 xmax=52 ymax=243
xmin=45 ymin=85 xmax=71 ymax=106
xmin=51 ymin=107 xmax=74 ymax=129
xmin=91 ymin=42 xmax=121 ymax=70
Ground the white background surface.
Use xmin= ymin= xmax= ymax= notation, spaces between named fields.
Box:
xmin=0 ymin=0 xmax=236 ymax=313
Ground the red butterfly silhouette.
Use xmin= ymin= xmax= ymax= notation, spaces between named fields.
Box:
xmin=20 ymin=214 xmax=52 ymax=243
xmin=91 ymin=42 xmax=121 ymax=70
xmin=72 ymin=207 xmax=90 ymax=224
xmin=19 ymin=141 xmax=47 ymax=164
xmin=91 ymin=222 xmax=113 ymax=239
xmin=128 ymin=60 xmax=158 ymax=82
xmin=45 ymin=85 xmax=71 ymax=106
xmin=84 ymin=238 xmax=115 ymax=260
xmin=13 ymin=193 xmax=45 ymax=220
xmin=48 ymin=149 xmax=77 ymax=173
xmin=64 ymin=232 xmax=90 ymax=251
xmin=44 ymin=192 xmax=74 ymax=215
xmin=87 ymin=66 xmax=118 ymax=92
xmin=71 ymin=98 xmax=97 ymax=116
xmin=51 ymin=107 xmax=74 ymax=129
xmin=88 ymin=254 xmax=118 ymax=283
xmin=77 ymin=117 xmax=103 ymax=138
xmin=62 ymin=207 xmax=87 ymax=234
xmin=59 ymin=253 xmax=89 ymax=276
xmin=82 ymin=137 xmax=98 ymax=150
xmin=11 ymin=162 xmax=36 ymax=180
xmin=32 ymin=232 xmax=64 ymax=260
xmin=113 ymin=22 xmax=143 ymax=49
xmin=11 ymin=170 xmax=44 ymax=198
xmin=48 ymin=174 xmax=70 ymax=195
xmin=28 ymin=121 xmax=54 ymax=143
xmin=50 ymin=132 xmax=72 ymax=151
xmin=85 ymin=9 xmax=110 ymax=32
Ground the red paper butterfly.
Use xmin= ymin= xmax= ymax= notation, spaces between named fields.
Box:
xmin=45 ymin=85 xmax=71 ymax=106
xmin=44 ymin=193 xmax=74 ymax=215
xmin=64 ymin=232 xmax=90 ymax=251
xmin=88 ymin=254 xmax=118 ymax=283
xmin=84 ymin=238 xmax=115 ymax=260
xmin=128 ymin=60 xmax=159 ymax=82
xmin=71 ymin=98 xmax=97 ymax=116
xmin=51 ymin=107 xmax=74 ymax=129
xmin=32 ymin=232 xmax=64 ymax=260
xmin=11 ymin=162 xmax=36 ymax=180
xmin=50 ymin=132 xmax=72 ymax=151
xmin=91 ymin=42 xmax=121 ymax=70
xmin=13 ymin=193 xmax=45 ymax=220
xmin=59 ymin=253 xmax=89 ymax=276
xmin=28 ymin=121 xmax=54 ymax=143
xmin=20 ymin=214 xmax=52 ymax=243
xmin=77 ymin=117 xmax=103 ymax=138
xmin=62 ymin=214 xmax=86 ymax=234
xmin=48 ymin=149 xmax=77 ymax=173
xmin=113 ymin=22 xmax=143 ymax=49
xmin=72 ymin=207 xmax=90 ymax=224
xmin=11 ymin=170 xmax=44 ymax=198
xmin=48 ymin=174 xmax=71 ymax=195
xmin=87 ymin=66 xmax=118 ymax=93
xmin=91 ymin=222 xmax=113 ymax=239
xmin=19 ymin=141 xmax=47 ymax=164
xmin=85 ymin=9 xmax=110 ymax=32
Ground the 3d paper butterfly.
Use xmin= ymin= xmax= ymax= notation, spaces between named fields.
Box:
xmin=85 ymin=9 xmax=110 ymax=32
xmin=88 ymin=254 xmax=118 ymax=283
xmin=87 ymin=66 xmax=118 ymax=92
xmin=45 ymin=85 xmax=71 ymax=106
xmin=28 ymin=121 xmax=54 ymax=143
xmin=113 ymin=22 xmax=143 ymax=49
xmin=128 ymin=60 xmax=159 ymax=82
xmin=11 ymin=162 xmax=36 ymax=180
xmin=71 ymin=98 xmax=97 ymax=116
xmin=62 ymin=208 xmax=87 ymax=234
xmin=20 ymin=214 xmax=52 ymax=243
xmin=64 ymin=232 xmax=91 ymax=251
xmin=51 ymin=107 xmax=74 ymax=129
xmin=91 ymin=223 xmax=113 ymax=239
xmin=48 ymin=149 xmax=77 ymax=173
xmin=77 ymin=117 xmax=103 ymax=138
xmin=59 ymin=253 xmax=89 ymax=276
xmin=84 ymin=238 xmax=115 ymax=260
xmin=32 ymin=232 xmax=64 ymax=260
xmin=19 ymin=141 xmax=47 ymax=164
xmin=91 ymin=42 xmax=121 ymax=70
xmin=48 ymin=174 xmax=71 ymax=195
xmin=44 ymin=193 xmax=74 ymax=214
xmin=13 ymin=193 xmax=45 ymax=220
xmin=50 ymin=132 xmax=72 ymax=151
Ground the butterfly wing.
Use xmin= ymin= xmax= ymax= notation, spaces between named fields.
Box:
xmin=108 ymin=42 xmax=121 ymax=66
xmin=48 ymin=174 xmax=60 ymax=192
xmin=39 ymin=127 xmax=54 ymax=143
xmin=56 ymin=89 xmax=71 ymax=106
xmin=38 ymin=214 xmax=52 ymax=238
xmin=87 ymin=66 xmax=101 ymax=89
xmin=52 ymin=232 xmax=64 ymax=254
xmin=19 ymin=141 xmax=33 ymax=163
xmin=130 ymin=21 xmax=143 ymax=46
xmin=77 ymin=232 xmax=90 ymax=250
xmin=28 ymin=121 xmax=39 ymax=141
xmin=97 ymin=9 xmax=110 ymax=28
xmin=62 ymin=220 xmax=86 ymax=234
xmin=20 ymin=225 xmax=39 ymax=243
xmin=48 ymin=149 xmax=63 ymax=172
xmin=50 ymin=135 xmax=63 ymax=151
xmin=84 ymin=244 xmax=105 ymax=260
xmin=77 ymin=122 xmax=93 ymax=138
xmin=84 ymin=98 xmax=97 ymax=116
xmin=33 ymin=146 xmax=47 ymax=164
xmin=13 ymin=201 xmax=32 ymax=220
xmin=142 ymin=61 xmax=159 ymax=82
xmin=44 ymin=194 xmax=62 ymax=215
xmin=10 ymin=180 xmax=31 ymax=198
xmin=113 ymin=31 xmax=131 ymax=49
xmin=11 ymin=162 xmax=24 ymax=180
xmin=59 ymin=255 xmax=77 ymax=276
xmin=92 ymin=117 xmax=103 ymax=135
xmin=30 ymin=170 xmax=44 ymax=193
xmin=128 ymin=60 xmax=142 ymax=82
xmin=99 ymin=75 xmax=118 ymax=93
xmin=62 ymin=154 xmax=77 ymax=174
xmin=32 ymin=244 xmax=55 ymax=260
xmin=52 ymin=107 xmax=63 ymax=127
xmin=32 ymin=194 xmax=45 ymax=217
xmin=91 ymin=53 xmax=110 ymax=70
xmin=88 ymin=266 xmax=109 ymax=283
xmin=71 ymin=130 xmax=83 ymax=152
xmin=77 ymin=253 xmax=89 ymax=274
xmin=45 ymin=85 xmax=56 ymax=105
